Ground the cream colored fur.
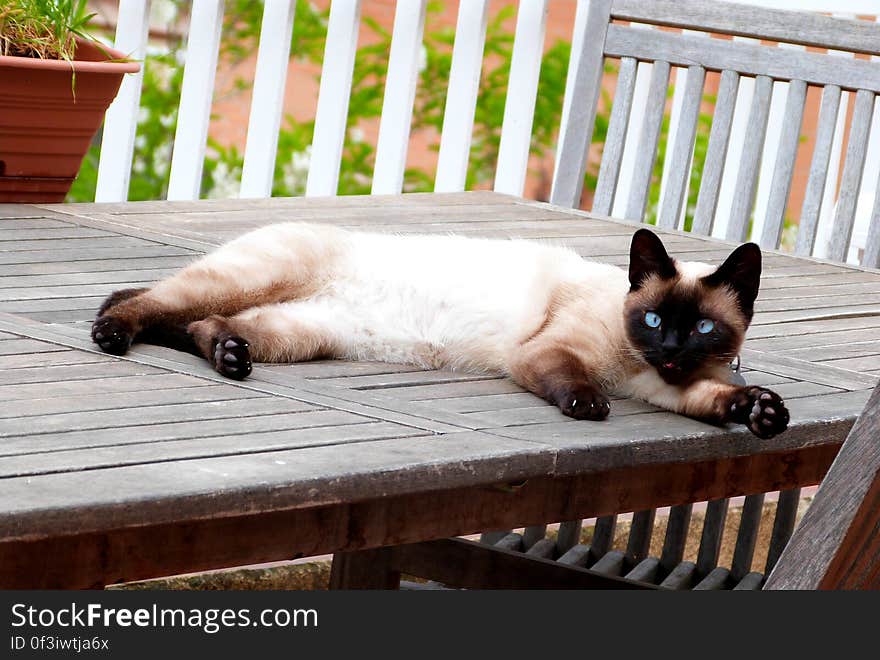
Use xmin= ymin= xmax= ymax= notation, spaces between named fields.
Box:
xmin=166 ymin=222 xmax=735 ymax=414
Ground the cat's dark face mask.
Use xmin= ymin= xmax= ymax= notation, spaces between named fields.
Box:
xmin=623 ymin=229 xmax=761 ymax=386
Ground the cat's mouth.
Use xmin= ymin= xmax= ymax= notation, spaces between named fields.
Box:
xmin=656 ymin=360 xmax=691 ymax=385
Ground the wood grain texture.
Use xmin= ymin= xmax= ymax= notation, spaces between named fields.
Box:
xmin=610 ymin=0 xmax=880 ymax=55
xmin=387 ymin=538 xmax=655 ymax=590
xmin=593 ymin=56 xmax=638 ymax=216
xmin=0 ymin=443 xmax=842 ymax=587
xmin=657 ymin=65 xmax=705 ymax=230
xmin=604 ymin=24 xmax=880 ymax=93
xmin=759 ymin=79 xmax=807 ymax=250
xmin=765 ymin=385 xmax=880 ymax=590
xmin=795 ymin=85 xmax=842 ymax=257
xmin=692 ymin=70 xmax=739 ymax=236
xmin=549 ymin=0 xmax=612 ymax=207
xmin=826 ymin=89 xmax=876 ymax=263
xmin=726 ymin=75 xmax=773 ymax=242
xmin=2 ymin=192 xmax=880 ymax=589
xmin=625 ymin=60 xmax=670 ymax=221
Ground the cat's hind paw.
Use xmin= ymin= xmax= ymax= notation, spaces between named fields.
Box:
xmin=212 ymin=334 xmax=252 ymax=380
xmin=556 ymin=385 xmax=611 ymax=421
xmin=729 ymin=386 xmax=789 ymax=439
xmin=91 ymin=316 xmax=134 ymax=355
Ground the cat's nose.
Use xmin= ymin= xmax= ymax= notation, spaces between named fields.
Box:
xmin=660 ymin=334 xmax=680 ymax=352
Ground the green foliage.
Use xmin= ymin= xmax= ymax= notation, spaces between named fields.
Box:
xmin=68 ymin=1 xmax=677 ymax=211
xmin=0 ymin=0 xmax=95 ymax=60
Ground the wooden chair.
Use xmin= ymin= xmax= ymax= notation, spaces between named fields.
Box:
xmin=763 ymin=384 xmax=880 ymax=590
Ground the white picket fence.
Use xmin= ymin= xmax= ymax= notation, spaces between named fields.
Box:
xmin=95 ymin=0 xmax=880 ymax=265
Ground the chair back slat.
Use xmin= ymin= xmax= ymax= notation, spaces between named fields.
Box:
xmin=764 ymin=488 xmax=801 ymax=576
xmin=691 ymin=70 xmax=739 ymax=236
xmin=166 ymin=0 xmax=225 ymax=201
xmin=624 ymin=61 xmax=670 ymax=221
xmin=549 ymin=0 xmax=613 ymax=207
xmin=758 ymin=79 xmax=807 ymax=249
xmin=659 ymin=503 xmax=693 ymax=575
xmin=555 ymin=519 xmax=583 ymax=555
xmin=863 ymin=173 xmax=880 ymax=268
xmin=610 ymin=0 xmax=880 ymax=56
xmin=657 ymin=65 xmax=704 ymax=229
xmin=826 ymin=89 xmax=876 ymax=262
xmin=711 ymin=37 xmax=756 ymax=241
xmin=588 ymin=514 xmax=617 ymax=563
xmin=494 ymin=0 xmax=549 ymax=196
xmin=304 ymin=0 xmax=362 ymax=197
xmin=624 ymin=509 xmax=656 ymax=567
xmin=729 ymin=492 xmax=765 ymax=582
xmin=239 ymin=0 xmax=297 ymax=199
xmin=657 ymin=34 xmax=704 ymax=232
xmin=752 ymin=42 xmax=805 ymax=247
xmin=479 ymin=530 xmax=512 ymax=545
xmin=371 ymin=0 xmax=427 ymax=195
xmin=522 ymin=524 xmax=547 ymax=550
xmin=695 ymin=498 xmax=729 ymax=579
xmin=610 ymin=26 xmax=655 ymax=219
xmin=794 ymin=84 xmax=842 ymax=257
xmin=810 ymin=31 xmax=854 ymax=259
xmin=94 ymin=0 xmax=151 ymax=203
xmin=433 ymin=0 xmax=490 ymax=193
xmin=726 ymin=75 xmax=773 ymax=242
xmin=593 ymin=56 xmax=638 ymax=216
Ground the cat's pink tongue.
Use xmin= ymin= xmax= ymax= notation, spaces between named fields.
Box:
xmin=663 ymin=362 xmax=677 ymax=369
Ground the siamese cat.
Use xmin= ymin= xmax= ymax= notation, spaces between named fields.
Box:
xmin=92 ymin=224 xmax=789 ymax=439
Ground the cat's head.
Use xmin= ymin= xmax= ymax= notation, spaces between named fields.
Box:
xmin=623 ymin=228 xmax=761 ymax=386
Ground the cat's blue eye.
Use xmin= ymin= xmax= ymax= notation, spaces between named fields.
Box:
xmin=644 ymin=311 xmax=661 ymax=328
xmin=696 ymin=318 xmax=715 ymax=334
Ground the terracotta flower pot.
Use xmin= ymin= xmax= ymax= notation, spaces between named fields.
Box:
xmin=0 ymin=39 xmax=140 ymax=203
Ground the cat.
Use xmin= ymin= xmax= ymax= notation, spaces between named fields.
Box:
xmin=92 ymin=224 xmax=789 ymax=439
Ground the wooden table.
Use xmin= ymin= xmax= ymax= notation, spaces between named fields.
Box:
xmin=1 ymin=192 xmax=877 ymax=588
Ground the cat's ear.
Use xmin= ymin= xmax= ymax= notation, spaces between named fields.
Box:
xmin=702 ymin=242 xmax=762 ymax=318
xmin=629 ymin=228 xmax=677 ymax=291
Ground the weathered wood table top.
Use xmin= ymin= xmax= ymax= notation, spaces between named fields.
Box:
xmin=1 ymin=191 xmax=878 ymax=588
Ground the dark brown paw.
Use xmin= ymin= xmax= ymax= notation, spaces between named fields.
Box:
xmin=91 ymin=316 xmax=134 ymax=355
xmin=212 ymin=334 xmax=252 ymax=380
xmin=728 ymin=386 xmax=789 ymax=439
xmin=556 ymin=386 xmax=611 ymax=421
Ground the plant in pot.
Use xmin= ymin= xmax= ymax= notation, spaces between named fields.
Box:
xmin=0 ymin=0 xmax=140 ymax=202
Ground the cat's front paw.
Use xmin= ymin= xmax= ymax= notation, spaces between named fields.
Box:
xmin=212 ymin=333 xmax=252 ymax=380
xmin=91 ymin=316 xmax=134 ymax=355
xmin=728 ymin=386 xmax=789 ymax=439
xmin=556 ymin=385 xmax=611 ymax=421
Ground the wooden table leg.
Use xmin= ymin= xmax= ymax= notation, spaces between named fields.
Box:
xmin=329 ymin=548 xmax=400 ymax=589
